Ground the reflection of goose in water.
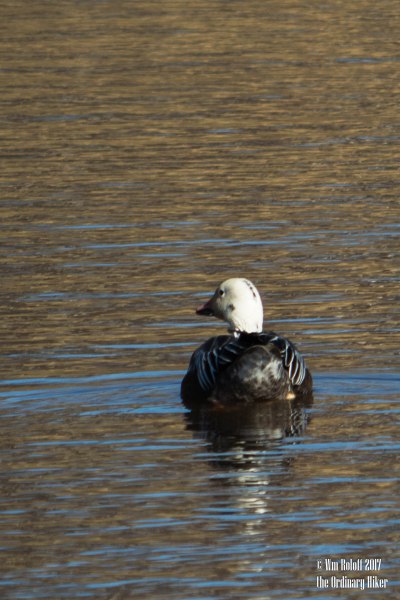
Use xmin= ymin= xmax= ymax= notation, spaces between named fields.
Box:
xmin=186 ymin=396 xmax=313 ymax=530
xmin=181 ymin=278 xmax=312 ymax=408
xmin=185 ymin=393 xmax=313 ymax=462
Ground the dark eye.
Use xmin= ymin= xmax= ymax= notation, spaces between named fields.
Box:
xmin=218 ymin=288 xmax=225 ymax=297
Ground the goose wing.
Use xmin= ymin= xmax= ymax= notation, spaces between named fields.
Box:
xmin=266 ymin=334 xmax=307 ymax=387
xmin=191 ymin=335 xmax=248 ymax=394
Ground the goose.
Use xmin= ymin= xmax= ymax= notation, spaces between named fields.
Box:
xmin=181 ymin=278 xmax=312 ymax=407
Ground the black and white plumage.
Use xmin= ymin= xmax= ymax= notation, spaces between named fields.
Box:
xmin=181 ymin=278 xmax=312 ymax=407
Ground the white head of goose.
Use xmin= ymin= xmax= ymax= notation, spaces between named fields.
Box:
xmin=196 ymin=278 xmax=264 ymax=335
xmin=181 ymin=278 xmax=312 ymax=408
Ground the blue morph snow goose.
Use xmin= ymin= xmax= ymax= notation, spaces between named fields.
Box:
xmin=181 ymin=278 xmax=312 ymax=407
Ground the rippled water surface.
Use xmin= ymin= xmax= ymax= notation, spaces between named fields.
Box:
xmin=1 ymin=1 xmax=399 ymax=598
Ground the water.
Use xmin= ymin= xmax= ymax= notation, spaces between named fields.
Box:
xmin=1 ymin=0 xmax=399 ymax=598
xmin=1 ymin=373 xmax=399 ymax=599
